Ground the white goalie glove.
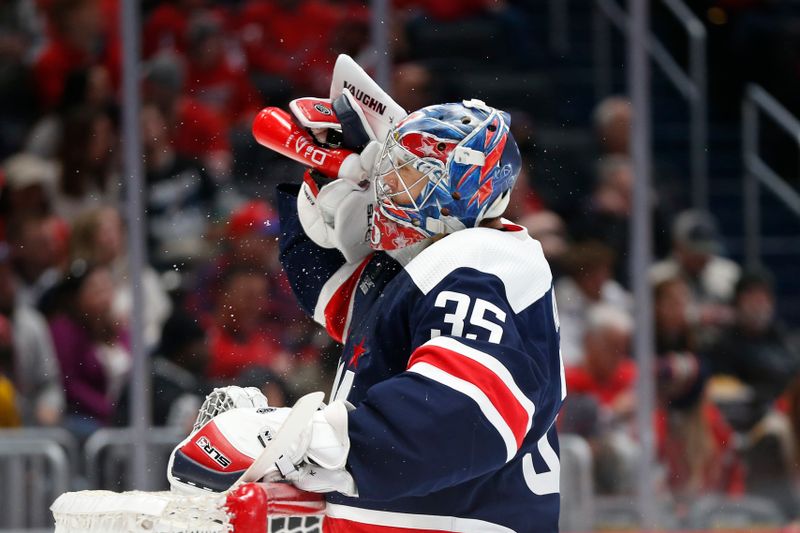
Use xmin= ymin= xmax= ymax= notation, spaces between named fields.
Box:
xmin=264 ymin=400 xmax=358 ymax=497
xmin=169 ymin=389 xmax=356 ymax=497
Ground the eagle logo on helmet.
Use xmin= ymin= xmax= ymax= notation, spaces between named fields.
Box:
xmin=400 ymin=132 xmax=458 ymax=164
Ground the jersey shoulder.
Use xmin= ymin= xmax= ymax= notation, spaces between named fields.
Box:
xmin=404 ymin=224 xmax=552 ymax=313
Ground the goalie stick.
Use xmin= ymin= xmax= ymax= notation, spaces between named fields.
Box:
xmin=330 ymin=54 xmax=407 ymax=140
xmin=234 ymin=391 xmax=325 ymax=486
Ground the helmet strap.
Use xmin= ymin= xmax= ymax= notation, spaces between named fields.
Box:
xmin=425 ymin=215 xmax=467 ymax=235
xmin=480 ymin=190 xmax=512 ymax=221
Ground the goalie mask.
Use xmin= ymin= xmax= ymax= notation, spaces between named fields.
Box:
xmin=370 ymin=99 xmax=521 ymax=251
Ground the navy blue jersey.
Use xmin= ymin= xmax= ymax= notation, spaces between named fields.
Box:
xmin=277 ymin=185 xmax=565 ymax=533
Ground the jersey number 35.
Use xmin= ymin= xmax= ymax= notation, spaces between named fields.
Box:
xmin=431 ymin=291 xmax=506 ymax=344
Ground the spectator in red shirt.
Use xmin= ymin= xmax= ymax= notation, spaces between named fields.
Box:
xmin=190 ymin=200 xmax=311 ymax=345
xmin=652 ymin=273 xmax=745 ymax=503
xmin=142 ymin=0 xmax=210 ymax=58
xmin=562 ymin=304 xmax=637 ymax=494
xmin=566 ymin=304 xmax=636 ymax=412
xmin=206 ymin=267 xmax=289 ymax=381
xmin=143 ymin=51 xmax=232 ymax=181
xmin=655 ymin=400 xmax=745 ymax=502
xmin=184 ymin=12 xmax=261 ymax=129
xmin=237 ymin=0 xmax=344 ymax=93
xmin=33 ymin=0 xmax=120 ymax=110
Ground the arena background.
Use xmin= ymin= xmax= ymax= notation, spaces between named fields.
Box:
xmin=1 ymin=0 xmax=800 ymax=531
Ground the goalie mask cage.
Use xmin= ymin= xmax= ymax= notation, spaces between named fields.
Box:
xmin=50 ymin=482 xmax=325 ymax=533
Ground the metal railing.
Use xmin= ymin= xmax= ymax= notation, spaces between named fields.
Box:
xmin=742 ymin=84 xmax=800 ymax=268
xmin=84 ymin=426 xmax=185 ymax=490
xmin=593 ymin=0 xmax=708 ymax=209
xmin=0 ymin=437 xmax=69 ymax=530
xmin=0 ymin=427 xmax=80 ymax=477
xmin=558 ymin=434 xmax=594 ymax=533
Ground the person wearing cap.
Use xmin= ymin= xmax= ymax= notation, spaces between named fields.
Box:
xmin=188 ymin=199 xmax=281 ymax=319
xmin=187 ymin=199 xmax=328 ymax=390
xmin=226 ymin=200 xmax=327 ymax=372
xmin=651 ymin=210 xmax=741 ymax=329
xmin=2 ymin=153 xmax=58 ymax=219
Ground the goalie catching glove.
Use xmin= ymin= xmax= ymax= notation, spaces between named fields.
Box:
xmin=167 ymin=387 xmax=356 ymax=497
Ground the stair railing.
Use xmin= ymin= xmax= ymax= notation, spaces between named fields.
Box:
xmin=742 ymin=84 xmax=800 ymax=268
xmin=593 ymin=0 xmax=708 ymax=209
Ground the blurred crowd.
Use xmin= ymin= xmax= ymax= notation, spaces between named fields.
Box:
xmin=0 ymin=0 xmax=799 ymax=526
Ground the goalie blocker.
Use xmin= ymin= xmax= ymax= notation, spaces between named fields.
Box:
xmin=252 ymin=103 xmax=380 ymax=187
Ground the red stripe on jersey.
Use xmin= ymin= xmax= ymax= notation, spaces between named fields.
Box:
xmin=407 ymin=344 xmax=529 ymax=449
xmin=323 ymin=257 xmax=371 ymax=343
xmin=324 ymin=516 xmax=452 ymax=533
xmin=181 ymin=420 xmax=254 ymax=471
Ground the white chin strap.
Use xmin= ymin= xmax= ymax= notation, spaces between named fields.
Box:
xmin=480 ymin=190 xmax=512 ymax=221
xmin=424 ymin=215 xmax=466 ymax=236
xmin=421 ymin=190 xmax=511 ymax=237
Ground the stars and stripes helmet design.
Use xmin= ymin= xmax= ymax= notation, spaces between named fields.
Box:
xmin=370 ymin=99 xmax=521 ymax=251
